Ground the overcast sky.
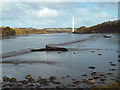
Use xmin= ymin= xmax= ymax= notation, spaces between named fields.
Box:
xmin=1 ymin=2 xmax=118 ymax=28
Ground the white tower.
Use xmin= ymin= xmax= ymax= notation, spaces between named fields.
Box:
xmin=72 ymin=16 xmax=75 ymax=32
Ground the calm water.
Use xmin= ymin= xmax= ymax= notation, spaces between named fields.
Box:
xmin=1 ymin=33 xmax=119 ymax=87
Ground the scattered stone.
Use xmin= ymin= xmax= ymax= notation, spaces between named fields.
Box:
xmin=87 ymin=78 xmax=95 ymax=84
xmin=109 ymin=69 xmax=117 ymax=71
xmin=81 ymin=74 xmax=87 ymax=76
xmin=62 ymin=77 xmax=65 ymax=79
xmin=103 ymin=35 xmax=111 ymax=38
xmin=27 ymin=84 xmax=34 ymax=88
xmin=97 ymin=49 xmax=100 ymax=50
xmin=71 ymin=84 xmax=75 ymax=87
xmin=81 ymin=79 xmax=87 ymax=83
xmin=99 ymin=74 xmax=105 ymax=76
xmin=19 ymin=80 xmax=28 ymax=84
xmin=73 ymin=80 xmax=81 ymax=84
xmin=109 ymin=62 xmax=112 ymax=63
xmin=98 ymin=54 xmax=101 ymax=55
xmin=3 ymin=76 xmax=10 ymax=82
xmin=6 ymin=84 xmax=13 ymax=87
xmin=66 ymin=75 xmax=70 ymax=77
xmin=14 ymin=84 xmax=22 ymax=88
xmin=118 ymin=60 xmax=120 ymax=62
xmin=91 ymin=51 xmax=95 ymax=53
xmin=72 ymin=79 xmax=76 ymax=81
xmin=56 ymin=86 xmax=62 ymax=88
xmin=111 ymin=64 xmax=117 ymax=66
xmin=100 ymin=79 xmax=106 ymax=81
xmin=88 ymin=67 xmax=96 ymax=69
xmin=52 ymin=81 xmax=61 ymax=84
xmin=91 ymin=71 xmax=97 ymax=75
xmin=93 ymin=77 xmax=100 ymax=79
xmin=118 ymin=55 xmax=120 ymax=58
xmin=25 ymin=75 xmax=32 ymax=80
xmin=50 ymin=76 xmax=56 ymax=80
xmin=9 ymin=78 xmax=17 ymax=82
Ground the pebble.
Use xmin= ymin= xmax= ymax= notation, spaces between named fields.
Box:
xmin=66 ymin=75 xmax=70 ymax=77
xmin=107 ymin=73 xmax=113 ymax=75
xmin=111 ymin=64 xmax=117 ymax=66
xmin=50 ymin=76 xmax=56 ymax=80
xmin=81 ymin=74 xmax=87 ymax=76
xmin=25 ymin=75 xmax=32 ymax=80
xmin=98 ymin=54 xmax=101 ymax=55
xmin=73 ymin=80 xmax=81 ymax=84
xmin=91 ymin=51 xmax=95 ymax=52
xmin=88 ymin=67 xmax=96 ymax=69
xmin=91 ymin=71 xmax=97 ymax=75
xmin=93 ymin=77 xmax=100 ymax=79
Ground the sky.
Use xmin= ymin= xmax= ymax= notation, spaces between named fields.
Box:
xmin=0 ymin=2 xmax=118 ymax=28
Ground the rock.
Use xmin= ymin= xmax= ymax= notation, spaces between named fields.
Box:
xmin=27 ymin=84 xmax=34 ymax=88
xmin=91 ymin=51 xmax=95 ymax=53
xmin=87 ymin=78 xmax=95 ymax=84
xmin=73 ymin=80 xmax=81 ymax=84
xmin=38 ymin=79 xmax=49 ymax=86
xmin=109 ymin=69 xmax=117 ymax=71
xmin=52 ymin=81 xmax=61 ymax=84
xmin=99 ymin=74 xmax=105 ymax=76
xmin=66 ymin=75 xmax=70 ymax=77
xmin=91 ymin=71 xmax=97 ymax=75
xmin=71 ymin=84 xmax=75 ymax=87
xmin=72 ymin=79 xmax=76 ymax=81
xmin=3 ymin=76 xmax=10 ymax=82
xmin=9 ymin=78 xmax=17 ymax=82
xmin=14 ymin=84 xmax=22 ymax=88
xmin=93 ymin=77 xmax=100 ymax=79
xmin=109 ymin=62 xmax=112 ymax=63
xmin=81 ymin=79 xmax=87 ymax=83
xmin=98 ymin=54 xmax=101 ymax=55
xmin=103 ymin=35 xmax=111 ymax=38
xmin=118 ymin=55 xmax=120 ymax=58
xmin=97 ymin=49 xmax=100 ymax=50
xmin=19 ymin=80 xmax=28 ymax=84
xmin=50 ymin=76 xmax=56 ymax=80
xmin=56 ymin=86 xmax=62 ymax=88
xmin=111 ymin=64 xmax=117 ymax=66
xmin=25 ymin=75 xmax=32 ymax=80
xmin=62 ymin=77 xmax=65 ymax=79
xmin=107 ymin=73 xmax=112 ymax=75
xmin=6 ymin=84 xmax=13 ymax=87
xmin=81 ymin=74 xmax=87 ymax=76
xmin=100 ymin=79 xmax=106 ymax=81
xmin=88 ymin=67 xmax=96 ymax=69
xmin=118 ymin=60 xmax=120 ymax=62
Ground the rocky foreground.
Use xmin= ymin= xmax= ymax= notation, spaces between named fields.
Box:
xmin=1 ymin=60 xmax=120 ymax=89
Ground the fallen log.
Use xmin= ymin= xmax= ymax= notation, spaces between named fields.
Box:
xmin=31 ymin=46 xmax=68 ymax=52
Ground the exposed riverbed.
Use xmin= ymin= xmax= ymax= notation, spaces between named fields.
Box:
xmin=0 ymin=33 xmax=119 ymax=88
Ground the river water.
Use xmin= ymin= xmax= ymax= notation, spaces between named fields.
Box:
xmin=0 ymin=33 xmax=119 ymax=88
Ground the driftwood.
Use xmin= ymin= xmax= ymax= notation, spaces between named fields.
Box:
xmin=31 ymin=46 xmax=68 ymax=52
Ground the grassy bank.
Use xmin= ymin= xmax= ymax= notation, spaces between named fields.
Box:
xmin=0 ymin=27 xmax=71 ymax=36
xmin=75 ymin=20 xmax=120 ymax=34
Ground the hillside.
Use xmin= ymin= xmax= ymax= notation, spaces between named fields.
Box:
xmin=75 ymin=20 xmax=120 ymax=34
